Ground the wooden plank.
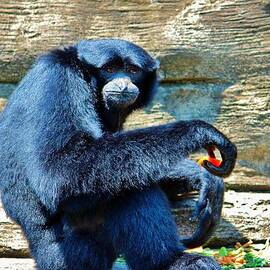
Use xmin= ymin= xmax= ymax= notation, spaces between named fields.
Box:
xmin=0 ymin=0 xmax=191 ymax=83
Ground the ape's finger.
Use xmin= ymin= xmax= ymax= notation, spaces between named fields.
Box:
xmin=192 ymin=178 xmax=218 ymax=221
xmin=191 ymin=197 xmax=209 ymax=221
xmin=192 ymin=182 xmax=211 ymax=220
xmin=182 ymin=200 xmax=213 ymax=249
xmin=206 ymin=146 xmax=216 ymax=158
xmin=204 ymin=142 xmax=237 ymax=177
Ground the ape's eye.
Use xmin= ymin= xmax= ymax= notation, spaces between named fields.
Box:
xmin=102 ymin=64 xmax=117 ymax=73
xmin=105 ymin=66 xmax=116 ymax=73
xmin=126 ymin=65 xmax=140 ymax=74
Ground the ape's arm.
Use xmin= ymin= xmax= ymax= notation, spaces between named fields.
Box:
xmin=28 ymin=119 xmax=235 ymax=214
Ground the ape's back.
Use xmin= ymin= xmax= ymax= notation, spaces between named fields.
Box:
xmin=0 ymin=55 xmax=75 ymax=229
xmin=0 ymin=82 xmax=41 ymax=227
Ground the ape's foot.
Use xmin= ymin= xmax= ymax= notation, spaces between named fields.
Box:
xmin=167 ymin=253 xmax=221 ymax=270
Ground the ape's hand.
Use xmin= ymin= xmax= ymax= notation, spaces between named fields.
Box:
xmin=161 ymin=160 xmax=224 ymax=249
xmin=182 ymin=170 xmax=224 ymax=249
xmin=188 ymin=120 xmax=237 ymax=178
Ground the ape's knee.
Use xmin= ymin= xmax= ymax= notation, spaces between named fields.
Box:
xmin=125 ymin=246 xmax=180 ymax=270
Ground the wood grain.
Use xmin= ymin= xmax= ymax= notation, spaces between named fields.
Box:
xmin=0 ymin=0 xmax=270 ymax=83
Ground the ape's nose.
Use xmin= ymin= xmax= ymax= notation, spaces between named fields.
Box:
xmin=122 ymin=86 xmax=128 ymax=92
xmin=102 ymin=78 xmax=139 ymax=110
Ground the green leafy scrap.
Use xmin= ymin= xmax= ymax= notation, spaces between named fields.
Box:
xmin=243 ymin=252 xmax=269 ymax=268
xmin=219 ymin=247 xmax=229 ymax=257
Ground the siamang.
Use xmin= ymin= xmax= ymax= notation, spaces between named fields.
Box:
xmin=0 ymin=39 xmax=237 ymax=270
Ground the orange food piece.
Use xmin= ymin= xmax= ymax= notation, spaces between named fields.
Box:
xmin=197 ymin=156 xmax=222 ymax=167
xmin=218 ymin=255 xmax=236 ymax=265
xmin=235 ymin=257 xmax=245 ymax=264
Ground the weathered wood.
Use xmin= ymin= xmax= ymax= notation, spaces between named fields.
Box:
xmin=0 ymin=205 xmax=29 ymax=258
xmin=0 ymin=259 xmax=34 ymax=270
xmin=220 ymin=79 xmax=270 ymax=190
xmin=0 ymin=191 xmax=269 ymax=258
xmin=0 ymin=0 xmax=270 ymax=83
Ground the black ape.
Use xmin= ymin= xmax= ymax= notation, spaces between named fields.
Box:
xmin=0 ymin=39 xmax=236 ymax=270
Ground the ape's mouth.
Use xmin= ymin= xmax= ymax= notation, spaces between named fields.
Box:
xmin=104 ymin=90 xmax=139 ymax=110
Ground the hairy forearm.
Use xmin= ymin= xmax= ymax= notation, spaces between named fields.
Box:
xmin=29 ymin=120 xmax=233 ymax=213
xmin=62 ymin=121 xmax=215 ymax=191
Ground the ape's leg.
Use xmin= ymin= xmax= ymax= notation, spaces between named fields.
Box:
xmin=105 ymin=186 xmax=221 ymax=270
xmin=1 ymin=183 xmax=116 ymax=270
xmin=105 ymin=186 xmax=182 ymax=270
xmin=27 ymin=223 xmax=116 ymax=270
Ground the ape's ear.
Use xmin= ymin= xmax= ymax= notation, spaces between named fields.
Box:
xmin=144 ymin=57 xmax=160 ymax=72
xmin=152 ymin=59 xmax=160 ymax=70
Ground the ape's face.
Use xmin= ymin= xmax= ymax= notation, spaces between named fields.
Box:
xmin=76 ymin=39 xmax=158 ymax=132
xmin=98 ymin=59 xmax=142 ymax=110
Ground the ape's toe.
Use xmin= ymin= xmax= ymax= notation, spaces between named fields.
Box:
xmin=168 ymin=253 xmax=221 ymax=270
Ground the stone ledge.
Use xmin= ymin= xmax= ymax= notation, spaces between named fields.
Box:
xmin=0 ymin=258 xmax=269 ymax=270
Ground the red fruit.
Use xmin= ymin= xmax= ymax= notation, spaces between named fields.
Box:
xmin=197 ymin=156 xmax=222 ymax=167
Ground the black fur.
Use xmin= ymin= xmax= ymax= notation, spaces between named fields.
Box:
xmin=0 ymin=39 xmax=236 ymax=270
